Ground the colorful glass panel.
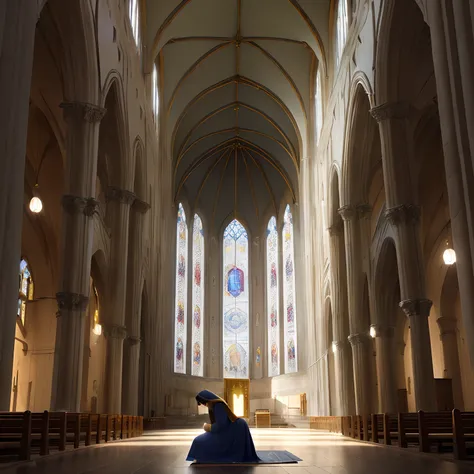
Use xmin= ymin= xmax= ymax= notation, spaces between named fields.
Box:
xmin=18 ymin=259 xmax=33 ymax=326
xmin=191 ymin=214 xmax=204 ymax=376
xmin=266 ymin=216 xmax=280 ymax=377
xmin=223 ymin=219 xmax=249 ymax=378
xmin=174 ymin=204 xmax=188 ymax=374
xmin=283 ymin=205 xmax=298 ymax=373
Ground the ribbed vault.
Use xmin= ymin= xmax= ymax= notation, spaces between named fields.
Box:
xmin=145 ymin=0 xmax=330 ymax=233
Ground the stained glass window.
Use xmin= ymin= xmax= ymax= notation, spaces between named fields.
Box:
xmin=283 ymin=205 xmax=298 ymax=373
xmin=223 ymin=219 xmax=249 ymax=379
xmin=174 ymin=203 xmax=188 ymax=374
xmin=335 ymin=0 xmax=348 ymax=68
xmin=315 ymin=70 xmax=323 ymax=146
xmin=152 ymin=64 xmax=159 ymax=123
xmin=129 ymin=0 xmax=141 ymax=49
xmin=192 ymin=214 xmax=204 ymax=377
xmin=18 ymin=259 xmax=33 ymax=326
xmin=266 ymin=217 xmax=280 ymax=377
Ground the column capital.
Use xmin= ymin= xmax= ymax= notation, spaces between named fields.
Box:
xmin=56 ymin=292 xmax=89 ymax=313
xmin=327 ymin=220 xmax=344 ymax=236
xmin=370 ymin=101 xmax=411 ymax=122
xmin=400 ymin=298 xmax=432 ymax=317
xmin=348 ymin=333 xmax=371 ymax=346
xmin=61 ymin=195 xmax=100 ymax=217
xmin=60 ymin=101 xmax=107 ymax=123
xmin=437 ymin=317 xmax=458 ymax=336
xmin=103 ymin=324 xmax=128 ymax=340
xmin=132 ymin=198 xmax=151 ymax=214
xmin=106 ymin=187 xmax=136 ymax=205
xmin=385 ymin=204 xmax=420 ymax=226
xmin=338 ymin=205 xmax=357 ymax=221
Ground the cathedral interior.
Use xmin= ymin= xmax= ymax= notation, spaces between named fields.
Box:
xmin=1 ymin=0 xmax=474 ymax=472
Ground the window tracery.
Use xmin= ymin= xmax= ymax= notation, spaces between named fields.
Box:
xmin=223 ymin=219 xmax=249 ymax=379
xmin=192 ymin=214 xmax=204 ymax=376
xmin=282 ymin=205 xmax=298 ymax=373
xmin=174 ymin=203 xmax=188 ymax=374
xmin=266 ymin=216 xmax=280 ymax=377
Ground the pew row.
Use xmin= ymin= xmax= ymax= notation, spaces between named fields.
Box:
xmin=310 ymin=410 xmax=474 ymax=460
xmin=0 ymin=412 xmax=143 ymax=462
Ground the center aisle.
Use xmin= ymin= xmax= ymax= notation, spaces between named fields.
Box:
xmin=1 ymin=428 xmax=474 ymax=473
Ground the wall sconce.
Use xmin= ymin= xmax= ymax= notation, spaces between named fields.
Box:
xmin=370 ymin=326 xmax=376 ymax=338
xmin=331 ymin=341 xmax=337 ymax=353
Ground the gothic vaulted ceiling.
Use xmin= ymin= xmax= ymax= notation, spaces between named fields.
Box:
xmin=145 ymin=0 xmax=330 ymax=232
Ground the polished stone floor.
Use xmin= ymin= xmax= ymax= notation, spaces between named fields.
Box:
xmin=1 ymin=428 xmax=474 ymax=474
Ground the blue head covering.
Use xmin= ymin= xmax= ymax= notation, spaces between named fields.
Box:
xmin=196 ymin=390 xmax=220 ymax=404
xmin=195 ymin=389 xmax=238 ymax=423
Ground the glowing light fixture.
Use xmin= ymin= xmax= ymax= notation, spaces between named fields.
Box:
xmin=331 ymin=341 xmax=337 ymax=353
xmin=29 ymin=196 xmax=43 ymax=214
xmin=443 ymin=248 xmax=456 ymax=265
xmin=370 ymin=326 xmax=376 ymax=338
xmin=93 ymin=323 xmax=102 ymax=336
xmin=233 ymin=394 xmax=244 ymax=417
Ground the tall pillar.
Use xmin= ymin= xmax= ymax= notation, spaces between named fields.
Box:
xmin=328 ymin=222 xmax=355 ymax=415
xmin=339 ymin=204 xmax=373 ymax=415
xmin=371 ymin=102 xmax=436 ymax=411
xmin=122 ymin=198 xmax=150 ymax=415
xmin=372 ymin=325 xmax=397 ymax=413
xmin=0 ymin=0 xmax=37 ymax=411
xmin=103 ymin=186 xmax=135 ymax=414
xmin=427 ymin=0 xmax=474 ymax=367
xmin=437 ymin=317 xmax=464 ymax=409
xmin=51 ymin=102 xmax=106 ymax=412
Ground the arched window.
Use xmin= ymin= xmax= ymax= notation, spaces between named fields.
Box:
xmin=282 ymin=205 xmax=298 ymax=373
xmin=315 ymin=69 xmax=323 ymax=146
xmin=335 ymin=0 xmax=348 ymax=68
xmin=92 ymin=284 xmax=102 ymax=336
xmin=18 ymin=259 xmax=33 ymax=326
xmin=223 ymin=219 xmax=249 ymax=379
xmin=152 ymin=64 xmax=159 ymax=123
xmin=174 ymin=203 xmax=188 ymax=374
xmin=129 ymin=0 xmax=141 ymax=49
xmin=266 ymin=216 xmax=280 ymax=377
xmin=191 ymin=214 xmax=204 ymax=377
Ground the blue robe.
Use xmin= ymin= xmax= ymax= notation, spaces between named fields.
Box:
xmin=186 ymin=390 xmax=260 ymax=463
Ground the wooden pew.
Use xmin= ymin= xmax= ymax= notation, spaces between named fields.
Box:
xmin=453 ymin=409 xmax=474 ymax=460
xmin=0 ymin=411 xmax=32 ymax=461
xmin=418 ymin=411 xmax=453 ymax=453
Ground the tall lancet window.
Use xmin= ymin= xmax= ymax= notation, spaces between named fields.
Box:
xmin=315 ymin=69 xmax=323 ymax=146
xmin=174 ymin=203 xmax=188 ymax=374
xmin=152 ymin=64 xmax=159 ymax=124
xmin=129 ymin=0 xmax=141 ymax=49
xmin=191 ymin=214 xmax=204 ymax=377
xmin=266 ymin=216 xmax=280 ymax=377
xmin=335 ymin=0 xmax=348 ymax=68
xmin=283 ymin=205 xmax=298 ymax=373
xmin=223 ymin=219 xmax=249 ymax=379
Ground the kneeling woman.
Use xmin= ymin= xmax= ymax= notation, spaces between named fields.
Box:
xmin=186 ymin=390 xmax=260 ymax=463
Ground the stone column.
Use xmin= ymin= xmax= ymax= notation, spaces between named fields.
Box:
xmin=0 ymin=0 xmax=37 ymax=411
xmin=371 ymin=102 xmax=436 ymax=411
xmin=437 ymin=317 xmax=464 ymax=409
xmin=328 ymin=222 xmax=355 ymax=415
xmin=427 ymin=0 xmax=474 ymax=367
xmin=339 ymin=204 xmax=373 ymax=416
xmin=103 ymin=186 xmax=135 ymax=414
xmin=372 ymin=325 xmax=397 ymax=413
xmin=51 ymin=102 xmax=106 ymax=412
xmin=122 ymin=198 xmax=150 ymax=415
